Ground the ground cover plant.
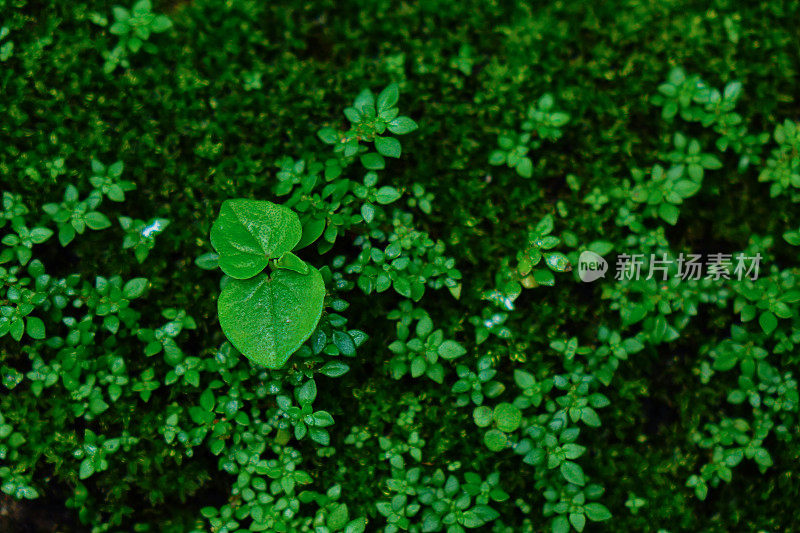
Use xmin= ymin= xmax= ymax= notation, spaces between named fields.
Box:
xmin=2 ymin=0 xmax=800 ymax=531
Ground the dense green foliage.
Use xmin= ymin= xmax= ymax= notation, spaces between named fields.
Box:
xmin=2 ymin=0 xmax=800 ymax=531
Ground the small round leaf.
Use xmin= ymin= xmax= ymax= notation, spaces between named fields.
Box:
xmin=493 ymin=402 xmax=522 ymax=432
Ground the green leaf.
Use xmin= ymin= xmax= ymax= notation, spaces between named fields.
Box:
xmin=344 ymin=517 xmax=367 ymax=533
xmin=535 ymin=215 xmax=554 ymax=235
xmin=210 ymin=199 xmax=302 ymax=279
xmin=195 ymin=252 xmax=219 ymax=270
xmin=493 ymin=402 xmax=522 ymax=432
xmin=360 ymin=152 xmax=385 ymax=170
xmin=199 ymin=389 xmax=215 ymax=411
xmin=516 ymin=156 xmax=533 ymax=178
xmin=361 ymin=203 xmax=375 ymax=223
xmin=150 ymin=14 xmax=172 ymax=32
xmin=318 ymin=127 xmax=338 ymax=144
xmin=296 ymin=217 xmax=326 ymax=250
xmin=26 ymin=317 xmax=45 ymax=340
xmin=701 ymin=154 xmax=722 ymax=169
xmin=85 ymin=212 xmax=111 ymax=230
xmin=112 ymin=6 xmax=130 ymax=21
xmin=29 ymin=228 xmax=53 ymax=244
xmin=674 ymin=180 xmax=700 ymax=198
xmin=580 ymin=407 xmax=601 ymax=427
xmin=753 ymin=447 xmax=772 ymax=467
xmin=353 ymin=88 xmax=375 ymax=114
xmin=544 ymin=252 xmax=571 ymax=272
xmin=484 ymin=429 xmax=509 ymax=451
xmin=375 ymin=136 xmax=402 ymax=158
xmin=560 ymin=461 xmax=585 ymax=485
xmin=89 ymin=397 xmax=109 ymax=414
xmin=569 ymin=512 xmax=586 ymax=532
xmin=551 ymin=516 xmax=570 ymax=533
xmin=622 ymin=304 xmax=647 ymax=326
xmin=123 ymin=277 xmax=148 ymax=299
xmin=9 ymin=318 xmax=24 ymax=341
xmin=410 ymin=356 xmax=426 ymax=377
xmin=584 ymin=503 xmax=612 ymax=521
xmin=217 ymin=267 xmax=325 ymax=368
xmin=133 ymin=0 xmax=152 ymax=15
xmin=387 ymin=116 xmax=418 ymax=135
xmin=377 ymin=83 xmax=399 ymax=111
xmin=311 ymin=411 xmax=334 ymax=428
xmin=319 ymin=360 xmax=350 ymax=377
xmin=780 ymin=290 xmax=800 ymax=303
xmin=58 ymin=225 xmax=76 ymax=247
xmin=489 ymin=150 xmax=507 ymax=165
xmin=658 ymin=203 xmax=680 ymax=225
xmin=209 ymin=440 xmax=224 ymax=455
xmin=110 ymin=21 xmax=129 ymax=35
xmin=327 ymin=502 xmax=349 ymax=529
xmin=475 ymin=505 xmax=500 ymax=521
xmin=332 ymin=331 xmax=356 ymax=356
xmin=375 ymin=186 xmax=402 ymax=204
xmin=309 ymin=426 xmax=330 ymax=445
xmin=296 ymin=379 xmax=317 ymax=405
xmin=437 ymin=340 xmax=466 ymax=360
xmin=79 ymin=459 xmax=95 ymax=480
xmin=514 ymin=369 xmax=536 ymax=389
xmin=562 ymin=443 xmax=585 ymax=460
xmin=473 ymin=406 xmax=493 ymax=427
xmin=426 ymin=362 xmax=444 ymax=383
xmin=759 ymin=311 xmax=778 ymax=335
xmin=713 ymin=351 xmax=738 ymax=371
xmin=783 ymin=230 xmax=800 ymax=246
xmin=274 ymin=252 xmax=309 ymax=274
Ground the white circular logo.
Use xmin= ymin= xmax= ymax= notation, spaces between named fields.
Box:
xmin=578 ymin=251 xmax=608 ymax=282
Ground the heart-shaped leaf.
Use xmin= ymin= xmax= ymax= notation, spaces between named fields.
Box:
xmin=218 ymin=267 xmax=325 ymax=368
xmin=210 ymin=199 xmax=302 ymax=279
